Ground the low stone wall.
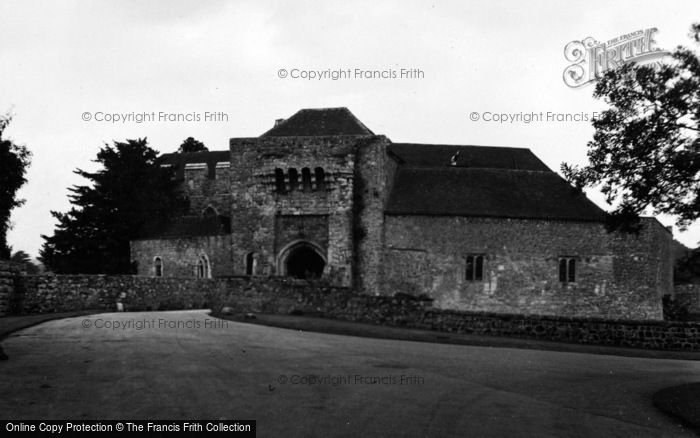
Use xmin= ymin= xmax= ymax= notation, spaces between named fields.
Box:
xmin=420 ymin=310 xmax=700 ymax=350
xmin=0 ymin=261 xmax=22 ymax=316
xmin=4 ymin=273 xmax=700 ymax=351
xmin=14 ymin=275 xmax=216 ymax=314
xmin=675 ymin=284 xmax=700 ymax=314
xmin=209 ymin=279 xmax=700 ymax=351
xmin=206 ymin=277 xmax=431 ymax=325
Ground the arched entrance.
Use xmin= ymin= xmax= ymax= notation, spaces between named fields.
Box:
xmin=278 ymin=241 xmax=326 ymax=279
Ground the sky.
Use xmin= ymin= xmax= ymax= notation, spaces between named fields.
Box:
xmin=1 ymin=0 xmax=699 ymax=259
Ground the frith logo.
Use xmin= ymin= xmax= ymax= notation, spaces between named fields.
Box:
xmin=563 ymin=28 xmax=670 ymax=88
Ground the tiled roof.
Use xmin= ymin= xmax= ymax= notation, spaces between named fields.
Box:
xmin=388 ymin=143 xmax=551 ymax=171
xmin=386 ymin=166 xmax=607 ymax=221
xmin=261 ymin=107 xmax=374 ymax=137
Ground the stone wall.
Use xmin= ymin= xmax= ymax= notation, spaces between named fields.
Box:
xmin=0 ymin=261 xmax=22 ymax=316
xmin=5 ymin=273 xmax=700 ymax=351
xmin=206 ymin=278 xmax=430 ymax=324
xmin=420 ymin=310 xmax=700 ymax=350
xmin=14 ymin=275 xmax=215 ymax=314
xmin=207 ymin=278 xmax=700 ymax=351
xmin=130 ymin=235 xmax=232 ymax=278
xmin=381 ymin=215 xmax=672 ymax=321
xmin=228 ymin=135 xmax=387 ymax=286
xmin=183 ymin=161 xmax=231 ymax=215
xmin=353 ymin=136 xmax=391 ymax=294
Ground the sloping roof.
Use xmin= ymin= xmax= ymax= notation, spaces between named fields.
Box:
xmin=140 ymin=215 xmax=231 ymax=239
xmin=388 ymin=143 xmax=551 ymax=171
xmin=261 ymin=107 xmax=374 ymax=137
xmin=386 ymin=166 xmax=607 ymax=221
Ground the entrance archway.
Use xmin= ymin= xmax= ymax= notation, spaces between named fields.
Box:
xmin=278 ymin=241 xmax=326 ymax=279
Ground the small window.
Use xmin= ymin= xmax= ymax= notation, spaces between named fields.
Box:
xmin=245 ymin=252 xmax=258 ymax=276
xmin=196 ymin=255 xmax=210 ymax=279
xmin=289 ymin=168 xmax=299 ymax=191
xmin=314 ymin=167 xmax=325 ymax=191
xmin=274 ymin=168 xmax=285 ymax=193
xmin=465 ymin=254 xmax=484 ymax=281
xmin=559 ymin=257 xmax=576 ymax=282
xmin=301 ymin=168 xmax=312 ymax=192
xmin=203 ymin=206 xmax=218 ymax=217
xmin=154 ymin=257 xmax=163 ymax=277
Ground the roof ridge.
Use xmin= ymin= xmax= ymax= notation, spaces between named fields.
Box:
xmin=399 ymin=164 xmax=554 ymax=173
xmin=297 ymin=107 xmax=351 ymax=111
xmin=391 ymin=142 xmax=533 ymax=151
xmin=261 ymin=107 xmax=373 ymax=137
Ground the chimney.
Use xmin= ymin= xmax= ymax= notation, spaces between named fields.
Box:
xmin=274 ymin=118 xmax=285 ymax=127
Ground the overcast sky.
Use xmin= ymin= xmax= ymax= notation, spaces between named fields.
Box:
xmin=1 ymin=0 xmax=699 ymax=258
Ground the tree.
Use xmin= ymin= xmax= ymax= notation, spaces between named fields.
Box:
xmin=10 ymin=249 xmax=39 ymax=274
xmin=562 ymin=23 xmax=700 ymax=231
xmin=40 ymin=138 xmax=188 ymax=274
xmin=177 ymin=137 xmax=208 ymax=153
xmin=0 ymin=115 xmax=31 ymax=259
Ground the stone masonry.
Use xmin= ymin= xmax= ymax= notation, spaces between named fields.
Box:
xmin=383 ymin=216 xmax=672 ymax=320
xmin=0 ymin=261 xmax=21 ymax=316
xmin=129 ymin=107 xmax=677 ymax=321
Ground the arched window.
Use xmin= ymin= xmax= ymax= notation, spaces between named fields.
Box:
xmin=196 ymin=258 xmax=204 ymax=278
xmin=314 ymin=167 xmax=325 ymax=191
xmin=203 ymin=206 xmax=218 ymax=217
xmin=559 ymin=257 xmax=576 ymax=283
xmin=289 ymin=168 xmax=299 ymax=191
xmin=274 ymin=168 xmax=285 ymax=193
xmin=301 ymin=168 xmax=312 ymax=191
xmin=245 ymin=252 xmax=258 ymax=276
xmin=196 ymin=255 xmax=211 ymax=279
xmin=154 ymin=257 xmax=163 ymax=277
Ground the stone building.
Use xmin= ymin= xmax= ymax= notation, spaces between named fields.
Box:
xmin=131 ymin=107 xmax=674 ymax=320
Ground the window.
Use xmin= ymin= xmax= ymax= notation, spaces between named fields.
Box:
xmin=154 ymin=257 xmax=163 ymax=277
xmin=289 ymin=168 xmax=299 ymax=191
xmin=245 ymin=252 xmax=258 ymax=276
xmin=314 ymin=167 xmax=325 ymax=191
xmin=559 ymin=257 xmax=576 ymax=283
xmin=465 ymin=254 xmax=484 ymax=281
xmin=301 ymin=168 xmax=312 ymax=192
xmin=196 ymin=255 xmax=210 ymax=279
xmin=274 ymin=168 xmax=285 ymax=192
xmin=203 ymin=206 xmax=218 ymax=217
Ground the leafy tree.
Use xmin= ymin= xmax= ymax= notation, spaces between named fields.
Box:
xmin=177 ymin=137 xmax=208 ymax=153
xmin=563 ymin=23 xmax=700 ymax=231
xmin=675 ymin=248 xmax=700 ymax=284
xmin=10 ymin=249 xmax=39 ymax=274
xmin=0 ymin=115 xmax=31 ymax=259
xmin=40 ymin=138 xmax=187 ymax=274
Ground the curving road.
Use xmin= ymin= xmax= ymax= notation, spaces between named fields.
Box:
xmin=1 ymin=310 xmax=698 ymax=437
